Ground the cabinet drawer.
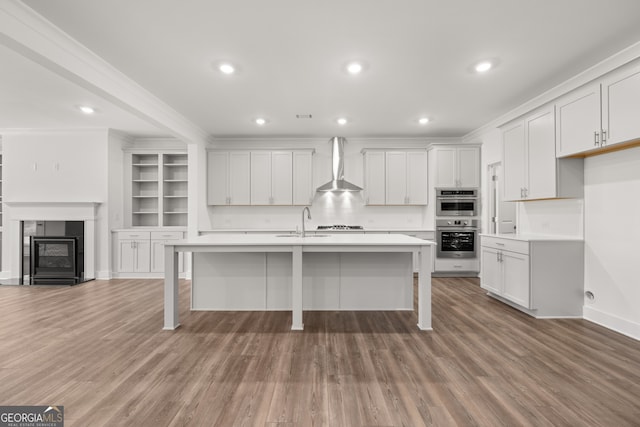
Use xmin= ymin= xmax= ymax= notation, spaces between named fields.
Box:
xmin=118 ymin=231 xmax=151 ymax=240
xmin=481 ymin=236 xmax=529 ymax=255
xmin=151 ymin=231 xmax=184 ymax=240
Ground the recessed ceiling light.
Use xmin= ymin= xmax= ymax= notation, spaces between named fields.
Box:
xmin=255 ymin=117 xmax=266 ymax=126
xmin=337 ymin=118 xmax=348 ymax=125
xmin=346 ymin=62 xmax=363 ymax=75
xmin=78 ymin=105 xmax=95 ymax=114
xmin=418 ymin=117 xmax=430 ymax=125
xmin=219 ymin=63 xmax=235 ymax=74
xmin=474 ymin=61 xmax=493 ymax=73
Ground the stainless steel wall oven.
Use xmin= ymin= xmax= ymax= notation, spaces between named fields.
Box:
xmin=436 ymin=219 xmax=478 ymax=259
xmin=436 ymin=188 xmax=479 ymax=217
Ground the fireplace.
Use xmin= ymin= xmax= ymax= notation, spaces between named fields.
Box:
xmin=30 ymin=236 xmax=80 ymax=284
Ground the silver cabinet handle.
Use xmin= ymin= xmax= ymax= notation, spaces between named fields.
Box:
xmin=602 ymin=129 xmax=607 ymax=144
xmin=594 ymin=131 xmax=599 ymax=146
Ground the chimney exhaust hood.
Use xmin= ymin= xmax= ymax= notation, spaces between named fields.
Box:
xmin=317 ymin=137 xmax=363 ymax=192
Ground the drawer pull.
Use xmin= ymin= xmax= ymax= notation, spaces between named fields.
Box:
xmin=496 ymin=242 xmax=505 ymax=246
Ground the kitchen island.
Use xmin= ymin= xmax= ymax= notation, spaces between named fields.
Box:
xmin=164 ymin=233 xmax=434 ymax=331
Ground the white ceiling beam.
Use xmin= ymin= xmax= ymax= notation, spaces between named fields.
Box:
xmin=0 ymin=0 xmax=209 ymax=144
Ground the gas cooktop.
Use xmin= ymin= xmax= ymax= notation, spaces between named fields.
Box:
xmin=317 ymin=225 xmax=364 ymax=230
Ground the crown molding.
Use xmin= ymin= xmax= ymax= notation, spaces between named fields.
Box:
xmin=0 ymin=0 xmax=209 ymax=144
xmin=463 ymin=40 xmax=640 ymax=143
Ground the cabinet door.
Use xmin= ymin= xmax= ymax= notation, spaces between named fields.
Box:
xmin=363 ymin=151 xmax=386 ymax=205
xmin=480 ymin=246 xmax=502 ymax=294
xmin=405 ymin=151 xmax=428 ymax=205
xmin=457 ymin=147 xmax=480 ymax=187
xmin=385 ymin=152 xmax=407 ymax=204
xmin=207 ymin=152 xmax=229 ymax=205
xmin=271 ymin=151 xmax=293 ymax=205
xmin=118 ymin=240 xmax=136 ymax=272
xmin=601 ymin=62 xmax=640 ymax=147
xmin=293 ymin=151 xmax=313 ymax=205
xmin=555 ymin=83 xmax=601 ymax=157
xmin=526 ymin=107 xmax=557 ymax=200
xmin=229 ymin=152 xmax=251 ymax=205
xmin=502 ymin=120 xmax=527 ymax=201
xmin=250 ymin=152 xmax=272 ymax=205
xmin=134 ymin=239 xmax=151 ymax=273
xmin=502 ymin=251 xmax=531 ymax=308
xmin=433 ymin=147 xmax=457 ymax=188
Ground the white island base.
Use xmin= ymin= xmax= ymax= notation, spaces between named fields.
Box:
xmin=164 ymin=234 xmax=434 ymax=331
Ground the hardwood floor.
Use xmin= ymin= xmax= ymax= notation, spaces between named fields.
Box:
xmin=0 ymin=277 xmax=639 ymax=426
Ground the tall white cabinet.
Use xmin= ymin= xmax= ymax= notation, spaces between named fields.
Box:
xmin=362 ymin=149 xmax=428 ymax=205
xmin=116 ymin=149 xmax=188 ymax=278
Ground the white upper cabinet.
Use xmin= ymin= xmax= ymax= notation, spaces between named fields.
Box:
xmin=363 ymin=150 xmax=386 ymax=205
xmin=431 ymin=145 xmax=480 ymax=188
xmin=502 ymin=105 xmax=583 ymax=201
xmin=207 ymin=151 xmax=251 ymax=205
xmin=601 ymin=61 xmax=640 ymax=147
xmin=556 ymin=59 xmax=640 ymax=157
xmin=208 ymin=149 xmax=312 ymax=206
xmin=363 ymin=149 xmax=427 ymax=205
xmin=250 ymin=151 xmax=293 ymax=205
xmin=292 ymin=151 xmax=314 ymax=206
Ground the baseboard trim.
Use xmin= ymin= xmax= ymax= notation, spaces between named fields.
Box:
xmin=583 ymin=306 xmax=640 ymax=341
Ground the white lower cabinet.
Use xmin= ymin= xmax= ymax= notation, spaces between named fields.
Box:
xmin=114 ymin=230 xmax=185 ymax=277
xmin=480 ymin=235 xmax=583 ymax=317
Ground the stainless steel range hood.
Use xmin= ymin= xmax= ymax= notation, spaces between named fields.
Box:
xmin=317 ymin=137 xmax=363 ymax=192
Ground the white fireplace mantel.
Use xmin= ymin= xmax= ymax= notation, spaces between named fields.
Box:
xmin=3 ymin=201 xmax=102 ymax=280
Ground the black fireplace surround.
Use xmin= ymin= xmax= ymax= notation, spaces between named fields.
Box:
xmin=30 ymin=236 xmax=80 ymax=284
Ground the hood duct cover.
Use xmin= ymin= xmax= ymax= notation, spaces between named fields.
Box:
xmin=317 ymin=137 xmax=363 ymax=192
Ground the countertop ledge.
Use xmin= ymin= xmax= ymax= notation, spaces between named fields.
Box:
xmin=200 ymin=228 xmax=434 ymax=234
xmin=171 ymin=233 xmax=436 ymax=247
xmin=480 ymin=233 xmax=584 ymax=242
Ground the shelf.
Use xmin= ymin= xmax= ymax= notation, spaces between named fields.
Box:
xmin=133 ymin=211 xmax=159 ymax=215
xmin=164 ymin=179 xmax=188 ymax=183
xmin=163 ymin=163 xmax=188 ymax=167
xmin=164 ymin=211 xmax=188 ymax=215
xmin=132 ymin=163 xmax=159 ymax=167
xmin=133 ymin=195 xmax=158 ymax=198
xmin=164 ymin=195 xmax=187 ymax=198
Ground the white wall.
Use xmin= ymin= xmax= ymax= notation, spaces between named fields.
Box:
xmin=583 ymin=146 xmax=640 ymax=338
xmin=2 ymin=130 xmax=112 ymax=278
xmin=204 ymin=137 xmax=459 ymax=231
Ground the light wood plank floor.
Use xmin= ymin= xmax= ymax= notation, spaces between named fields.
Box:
xmin=0 ymin=277 xmax=639 ymax=426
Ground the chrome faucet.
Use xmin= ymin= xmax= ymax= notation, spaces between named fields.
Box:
xmin=301 ymin=206 xmax=311 ymax=237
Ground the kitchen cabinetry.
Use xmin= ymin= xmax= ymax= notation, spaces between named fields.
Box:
xmin=292 ymin=151 xmax=314 ymax=205
xmin=207 ymin=151 xmax=251 ymax=205
xmin=430 ymin=145 xmax=480 ymax=188
xmin=127 ymin=151 xmax=188 ymax=227
xmin=114 ymin=230 xmax=185 ymax=277
xmin=362 ymin=149 xmax=428 ymax=205
xmin=251 ymin=151 xmax=293 ymax=205
xmin=116 ymin=231 xmax=151 ymax=273
xmin=208 ymin=150 xmax=314 ymax=206
xmin=480 ymin=235 xmax=583 ymax=317
xmin=502 ymin=105 xmax=583 ymax=201
xmin=556 ymin=59 xmax=640 ymax=157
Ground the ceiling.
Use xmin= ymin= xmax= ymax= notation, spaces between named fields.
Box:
xmin=4 ymin=0 xmax=640 ymax=139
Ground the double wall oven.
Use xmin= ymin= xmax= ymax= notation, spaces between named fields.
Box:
xmin=435 ymin=188 xmax=479 ymax=261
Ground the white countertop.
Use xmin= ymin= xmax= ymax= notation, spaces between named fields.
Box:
xmin=480 ymin=233 xmax=584 ymax=242
xmin=199 ymin=228 xmax=434 ymax=234
xmin=172 ymin=233 xmax=435 ymax=247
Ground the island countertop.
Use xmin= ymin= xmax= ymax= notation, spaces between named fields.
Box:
xmin=172 ymin=233 xmax=436 ymax=248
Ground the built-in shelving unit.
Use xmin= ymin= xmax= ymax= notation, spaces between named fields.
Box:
xmin=128 ymin=151 xmax=188 ymax=227
xmin=162 ymin=154 xmax=188 ymax=227
xmin=131 ymin=154 xmax=159 ymax=227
